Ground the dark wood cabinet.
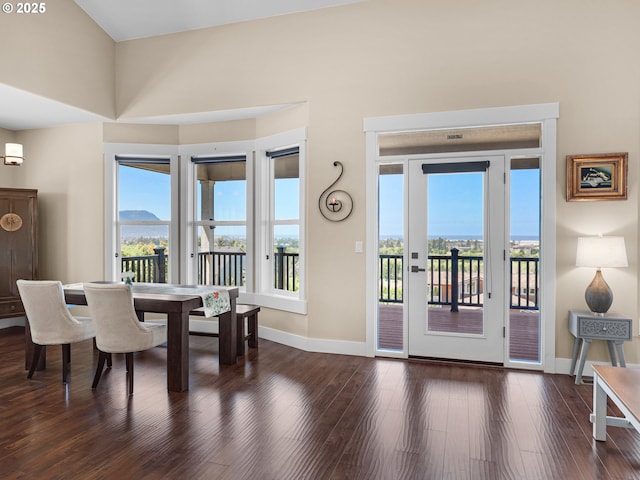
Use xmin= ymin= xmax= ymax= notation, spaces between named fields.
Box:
xmin=0 ymin=188 xmax=38 ymax=319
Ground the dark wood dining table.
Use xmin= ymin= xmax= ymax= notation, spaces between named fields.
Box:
xmin=25 ymin=283 xmax=238 ymax=392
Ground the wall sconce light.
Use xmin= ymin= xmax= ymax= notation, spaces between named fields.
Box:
xmin=3 ymin=143 xmax=24 ymax=166
xmin=576 ymin=235 xmax=628 ymax=315
xmin=318 ymin=161 xmax=353 ymax=222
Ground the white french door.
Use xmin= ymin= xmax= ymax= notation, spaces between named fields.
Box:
xmin=407 ymin=156 xmax=506 ymax=363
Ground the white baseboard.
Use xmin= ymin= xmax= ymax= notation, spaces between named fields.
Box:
xmin=258 ymin=325 xmax=368 ymax=356
xmin=0 ymin=317 xmax=25 ymax=329
xmin=555 ymin=357 xmax=638 ymax=379
xmin=188 ymin=319 xmax=367 ymax=356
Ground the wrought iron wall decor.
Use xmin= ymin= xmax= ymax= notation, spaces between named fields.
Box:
xmin=318 ymin=161 xmax=353 ymax=222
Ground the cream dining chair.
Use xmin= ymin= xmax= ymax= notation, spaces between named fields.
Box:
xmin=16 ymin=279 xmax=95 ymax=384
xmin=83 ymin=282 xmax=167 ymax=395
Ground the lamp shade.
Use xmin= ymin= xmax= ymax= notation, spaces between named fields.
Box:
xmin=576 ymin=236 xmax=628 ymax=269
xmin=4 ymin=143 xmax=24 ymax=166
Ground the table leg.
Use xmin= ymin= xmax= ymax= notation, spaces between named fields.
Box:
xmin=570 ymin=337 xmax=581 ymax=375
xmin=615 ymin=341 xmax=626 ymax=367
xmin=592 ymin=372 xmax=608 ymax=441
xmin=236 ymin=314 xmax=245 ymax=356
xmin=166 ymin=310 xmax=190 ymax=392
xmin=575 ymin=339 xmax=591 ymax=385
xmin=219 ymin=296 xmax=238 ymax=365
xmin=607 ymin=340 xmax=618 ymax=367
xmin=247 ymin=312 xmax=258 ymax=349
xmin=24 ymin=316 xmax=46 ymax=371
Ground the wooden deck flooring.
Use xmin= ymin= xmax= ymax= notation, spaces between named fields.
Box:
xmin=378 ymin=304 xmax=539 ymax=362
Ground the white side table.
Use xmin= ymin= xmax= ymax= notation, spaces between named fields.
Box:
xmin=569 ymin=310 xmax=631 ymax=385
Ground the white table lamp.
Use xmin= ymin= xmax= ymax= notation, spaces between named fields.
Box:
xmin=576 ymin=236 xmax=628 ymax=315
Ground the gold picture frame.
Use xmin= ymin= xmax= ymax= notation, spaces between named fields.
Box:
xmin=566 ymin=152 xmax=628 ymax=201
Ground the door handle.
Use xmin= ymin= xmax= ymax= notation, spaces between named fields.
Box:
xmin=411 ymin=265 xmax=426 ymax=273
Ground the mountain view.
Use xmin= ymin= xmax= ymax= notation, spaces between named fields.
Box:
xmin=119 ymin=210 xmax=168 ymax=240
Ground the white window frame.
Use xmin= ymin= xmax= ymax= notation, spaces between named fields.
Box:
xmin=104 ymin=143 xmax=179 ymax=283
xmin=250 ymin=128 xmax=307 ymax=314
xmin=179 ymin=141 xmax=255 ymax=291
xmin=104 ymin=130 xmax=307 ymax=315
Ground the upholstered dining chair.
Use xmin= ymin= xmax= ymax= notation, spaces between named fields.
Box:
xmin=16 ymin=279 xmax=96 ymax=384
xmin=83 ymin=283 xmax=167 ymax=395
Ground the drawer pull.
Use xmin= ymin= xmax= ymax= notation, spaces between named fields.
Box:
xmin=602 ymin=326 xmax=608 ymax=332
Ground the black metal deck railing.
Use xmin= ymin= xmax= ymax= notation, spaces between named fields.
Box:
xmin=121 ymin=247 xmax=167 ymax=283
xmin=122 ymin=247 xmax=538 ymax=309
xmin=122 ymin=246 xmax=299 ymax=292
xmin=378 ymin=248 xmax=539 ymax=311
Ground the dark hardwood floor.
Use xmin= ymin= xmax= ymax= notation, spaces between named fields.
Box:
xmin=1 ymin=326 xmax=639 ymax=479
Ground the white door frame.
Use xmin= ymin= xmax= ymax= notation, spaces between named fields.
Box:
xmin=364 ymin=103 xmax=559 ymax=373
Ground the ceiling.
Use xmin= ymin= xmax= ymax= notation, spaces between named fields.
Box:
xmin=1 ymin=0 xmax=363 ymax=131
xmin=74 ymin=0 xmax=365 ymax=42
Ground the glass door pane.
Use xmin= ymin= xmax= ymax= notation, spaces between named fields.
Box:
xmin=427 ymin=172 xmax=485 ymax=335
xmin=377 ymin=163 xmax=404 ymax=351
xmin=509 ymin=157 xmax=541 ymax=363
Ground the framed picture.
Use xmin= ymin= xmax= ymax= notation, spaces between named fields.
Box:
xmin=566 ymin=152 xmax=628 ymax=201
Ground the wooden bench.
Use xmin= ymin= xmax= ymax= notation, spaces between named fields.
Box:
xmin=591 ymin=365 xmax=640 ymax=441
xmin=189 ymin=304 xmax=260 ymax=356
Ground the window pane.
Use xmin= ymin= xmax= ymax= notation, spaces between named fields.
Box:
xmin=214 ymin=180 xmax=246 ymax=220
xmin=273 ymin=225 xmax=299 ymax=292
xmin=117 ymin=162 xmax=171 ymax=284
xmin=196 ymin=161 xmax=246 ymax=221
xmin=118 ymin=163 xmax=171 ymax=221
xmin=197 ymin=225 xmax=246 ymax=287
xmin=274 ymin=155 xmax=299 ymax=220
xmin=120 ymin=225 xmax=169 ymax=284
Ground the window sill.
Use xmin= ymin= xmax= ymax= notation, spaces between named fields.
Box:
xmin=238 ymin=292 xmax=307 ymax=315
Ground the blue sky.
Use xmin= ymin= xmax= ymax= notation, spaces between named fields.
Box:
xmin=118 ymin=165 xmax=171 ymax=220
xmin=120 ymin=165 xmax=540 ymax=239
xmin=119 ymin=166 xmax=299 ymax=224
xmin=379 ymin=169 xmax=540 ymax=239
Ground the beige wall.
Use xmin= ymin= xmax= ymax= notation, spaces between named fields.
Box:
xmin=9 ymin=124 xmax=105 ymax=284
xmin=103 ymin=123 xmax=179 ymax=144
xmin=3 ymin=0 xmax=640 ymax=364
xmin=0 ymin=0 xmax=115 ymax=118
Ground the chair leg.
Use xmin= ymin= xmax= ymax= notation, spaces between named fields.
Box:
xmin=27 ymin=344 xmax=43 ymax=379
xmin=92 ymin=350 xmax=108 ymax=389
xmin=61 ymin=344 xmax=71 ymax=384
xmin=106 ymin=353 xmax=113 ymax=368
xmin=125 ymin=352 xmax=134 ymax=396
